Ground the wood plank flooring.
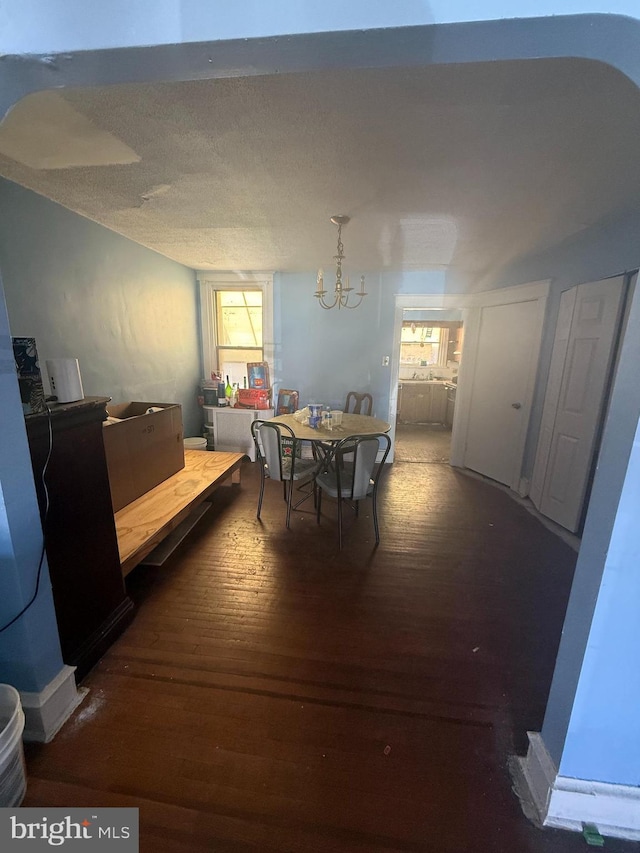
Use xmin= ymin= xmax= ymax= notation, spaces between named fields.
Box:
xmin=23 ymin=446 xmax=636 ymax=852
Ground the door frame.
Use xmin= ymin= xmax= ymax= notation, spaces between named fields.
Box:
xmin=389 ymin=293 xmax=468 ymax=462
xmin=390 ymin=281 xmax=549 ymax=493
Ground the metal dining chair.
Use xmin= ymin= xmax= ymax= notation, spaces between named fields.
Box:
xmin=250 ymin=419 xmax=317 ymax=528
xmin=325 ymin=391 xmax=373 ymax=461
xmin=315 ymin=432 xmax=391 ymax=548
xmin=344 ymin=391 xmax=373 ymax=415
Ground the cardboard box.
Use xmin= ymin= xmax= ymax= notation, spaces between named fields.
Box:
xmin=235 ymin=388 xmax=272 ymax=409
xmin=102 ymin=402 xmax=184 ymax=512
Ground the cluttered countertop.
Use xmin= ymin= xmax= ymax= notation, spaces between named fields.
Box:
xmin=400 ymin=379 xmax=448 ymax=385
xmin=399 ymin=373 xmax=458 ymax=388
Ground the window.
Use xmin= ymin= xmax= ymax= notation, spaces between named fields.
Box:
xmin=400 ymin=323 xmax=446 ymax=367
xmin=198 ymin=273 xmax=273 ymax=385
xmin=215 ymin=290 xmax=263 ymax=385
xmin=399 ymin=321 xmax=463 ymax=368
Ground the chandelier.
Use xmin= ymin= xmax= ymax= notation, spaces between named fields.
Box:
xmin=314 ymin=215 xmax=367 ymax=310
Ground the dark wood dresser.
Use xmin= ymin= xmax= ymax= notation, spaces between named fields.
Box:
xmin=24 ymin=396 xmax=134 ymax=681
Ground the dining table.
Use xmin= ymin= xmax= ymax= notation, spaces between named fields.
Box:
xmin=268 ymin=411 xmax=391 ymax=443
xmin=266 ymin=412 xmax=392 ymax=506
xmin=269 ymin=412 xmax=391 ymax=469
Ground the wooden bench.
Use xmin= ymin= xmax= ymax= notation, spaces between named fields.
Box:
xmin=115 ymin=448 xmax=245 ymax=577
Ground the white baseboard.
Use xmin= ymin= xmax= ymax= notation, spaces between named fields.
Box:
xmin=20 ymin=665 xmax=87 ymax=743
xmin=512 ymin=732 xmax=640 ymax=842
xmin=512 ymin=732 xmax=556 ymax=823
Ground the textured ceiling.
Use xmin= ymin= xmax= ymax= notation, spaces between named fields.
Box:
xmin=1 ymin=57 xmax=640 ymax=281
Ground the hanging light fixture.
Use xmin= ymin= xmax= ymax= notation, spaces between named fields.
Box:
xmin=314 ymin=215 xmax=367 ymax=310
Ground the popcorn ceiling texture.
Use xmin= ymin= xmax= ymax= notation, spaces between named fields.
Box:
xmin=0 ymin=59 xmax=639 ymax=278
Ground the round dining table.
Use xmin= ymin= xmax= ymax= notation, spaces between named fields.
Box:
xmin=268 ymin=412 xmax=391 ymax=442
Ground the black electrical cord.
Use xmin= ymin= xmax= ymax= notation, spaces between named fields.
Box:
xmin=0 ymin=405 xmax=53 ymax=634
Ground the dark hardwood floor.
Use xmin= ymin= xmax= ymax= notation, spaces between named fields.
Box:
xmin=23 ymin=441 xmax=636 ymax=852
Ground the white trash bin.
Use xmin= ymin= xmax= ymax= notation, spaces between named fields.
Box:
xmin=0 ymin=684 xmax=27 ymax=807
xmin=184 ymin=437 xmax=207 ymax=451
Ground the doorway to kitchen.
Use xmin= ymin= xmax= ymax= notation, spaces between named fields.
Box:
xmin=394 ymin=423 xmax=452 ymax=463
xmin=394 ymin=307 xmax=463 ymax=464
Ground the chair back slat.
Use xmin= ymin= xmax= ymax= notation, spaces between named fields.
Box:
xmin=349 ymin=437 xmax=380 ymax=499
xmin=251 ymin=419 xmax=299 ymax=483
xmin=329 ymin=432 xmax=391 ymax=499
xmin=260 ymin=424 xmax=284 ymax=481
xmin=344 ymin=391 xmax=373 ymax=416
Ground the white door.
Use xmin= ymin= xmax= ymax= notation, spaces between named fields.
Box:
xmin=462 ymin=299 xmax=544 ymax=489
xmin=531 ymin=276 xmax=625 ymax=532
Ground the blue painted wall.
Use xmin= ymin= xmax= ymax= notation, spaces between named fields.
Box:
xmin=274 ymin=269 xmax=461 ymax=418
xmin=0 ymin=179 xmax=201 ymax=437
xmin=0 ymin=279 xmax=66 ymax=692
xmin=559 ymin=417 xmax=640 ymax=785
xmin=276 ymin=272 xmax=386 ymax=414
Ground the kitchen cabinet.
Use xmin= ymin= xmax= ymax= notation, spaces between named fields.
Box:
xmin=398 ymin=382 xmax=447 ymax=424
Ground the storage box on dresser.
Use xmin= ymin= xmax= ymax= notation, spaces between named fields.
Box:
xmin=203 ymin=406 xmax=274 ymax=461
xmin=24 ymin=397 xmax=134 ymax=681
xmin=102 ymin=402 xmax=184 ymax=512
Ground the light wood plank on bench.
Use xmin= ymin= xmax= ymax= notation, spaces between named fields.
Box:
xmin=115 ymin=448 xmax=245 ymax=576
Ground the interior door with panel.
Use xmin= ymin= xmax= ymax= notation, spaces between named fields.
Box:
xmin=462 ymin=295 xmax=546 ymax=490
xmin=531 ymin=275 xmax=626 ymax=532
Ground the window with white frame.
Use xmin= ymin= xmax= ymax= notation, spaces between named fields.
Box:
xmin=198 ymin=273 xmax=274 ymax=386
xmin=399 ymin=321 xmax=463 ymax=368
